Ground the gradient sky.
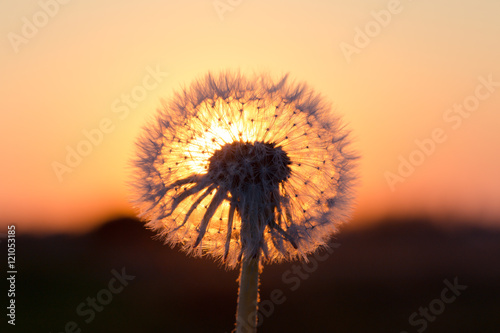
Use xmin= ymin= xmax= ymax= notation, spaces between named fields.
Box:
xmin=1 ymin=0 xmax=499 ymax=233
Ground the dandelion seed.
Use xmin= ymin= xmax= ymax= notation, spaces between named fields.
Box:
xmin=130 ymin=71 xmax=358 ymax=332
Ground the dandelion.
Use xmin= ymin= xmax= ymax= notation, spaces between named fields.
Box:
xmin=130 ymin=71 xmax=358 ymax=332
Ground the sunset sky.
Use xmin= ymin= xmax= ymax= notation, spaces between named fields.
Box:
xmin=1 ymin=0 xmax=499 ymax=233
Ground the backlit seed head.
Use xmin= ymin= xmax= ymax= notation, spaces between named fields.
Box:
xmin=130 ymin=71 xmax=358 ymax=269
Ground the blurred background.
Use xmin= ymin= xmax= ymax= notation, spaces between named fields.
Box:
xmin=1 ymin=0 xmax=499 ymax=332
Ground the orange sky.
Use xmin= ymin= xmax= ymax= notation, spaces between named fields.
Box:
xmin=1 ymin=0 xmax=500 ymax=233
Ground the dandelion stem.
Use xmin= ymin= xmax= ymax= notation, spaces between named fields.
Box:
xmin=236 ymin=255 xmax=260 ymax=333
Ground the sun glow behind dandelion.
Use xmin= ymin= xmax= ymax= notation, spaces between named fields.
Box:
xmin=131 ymin=72 xmax=357 ymax=268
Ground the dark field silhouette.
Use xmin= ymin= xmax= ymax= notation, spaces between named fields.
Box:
xmin=10 ymin=216 xmax=500 ymax=333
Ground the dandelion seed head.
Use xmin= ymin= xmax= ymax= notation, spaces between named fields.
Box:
xmin=131 ymin=71 xmax=358 ymax=268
